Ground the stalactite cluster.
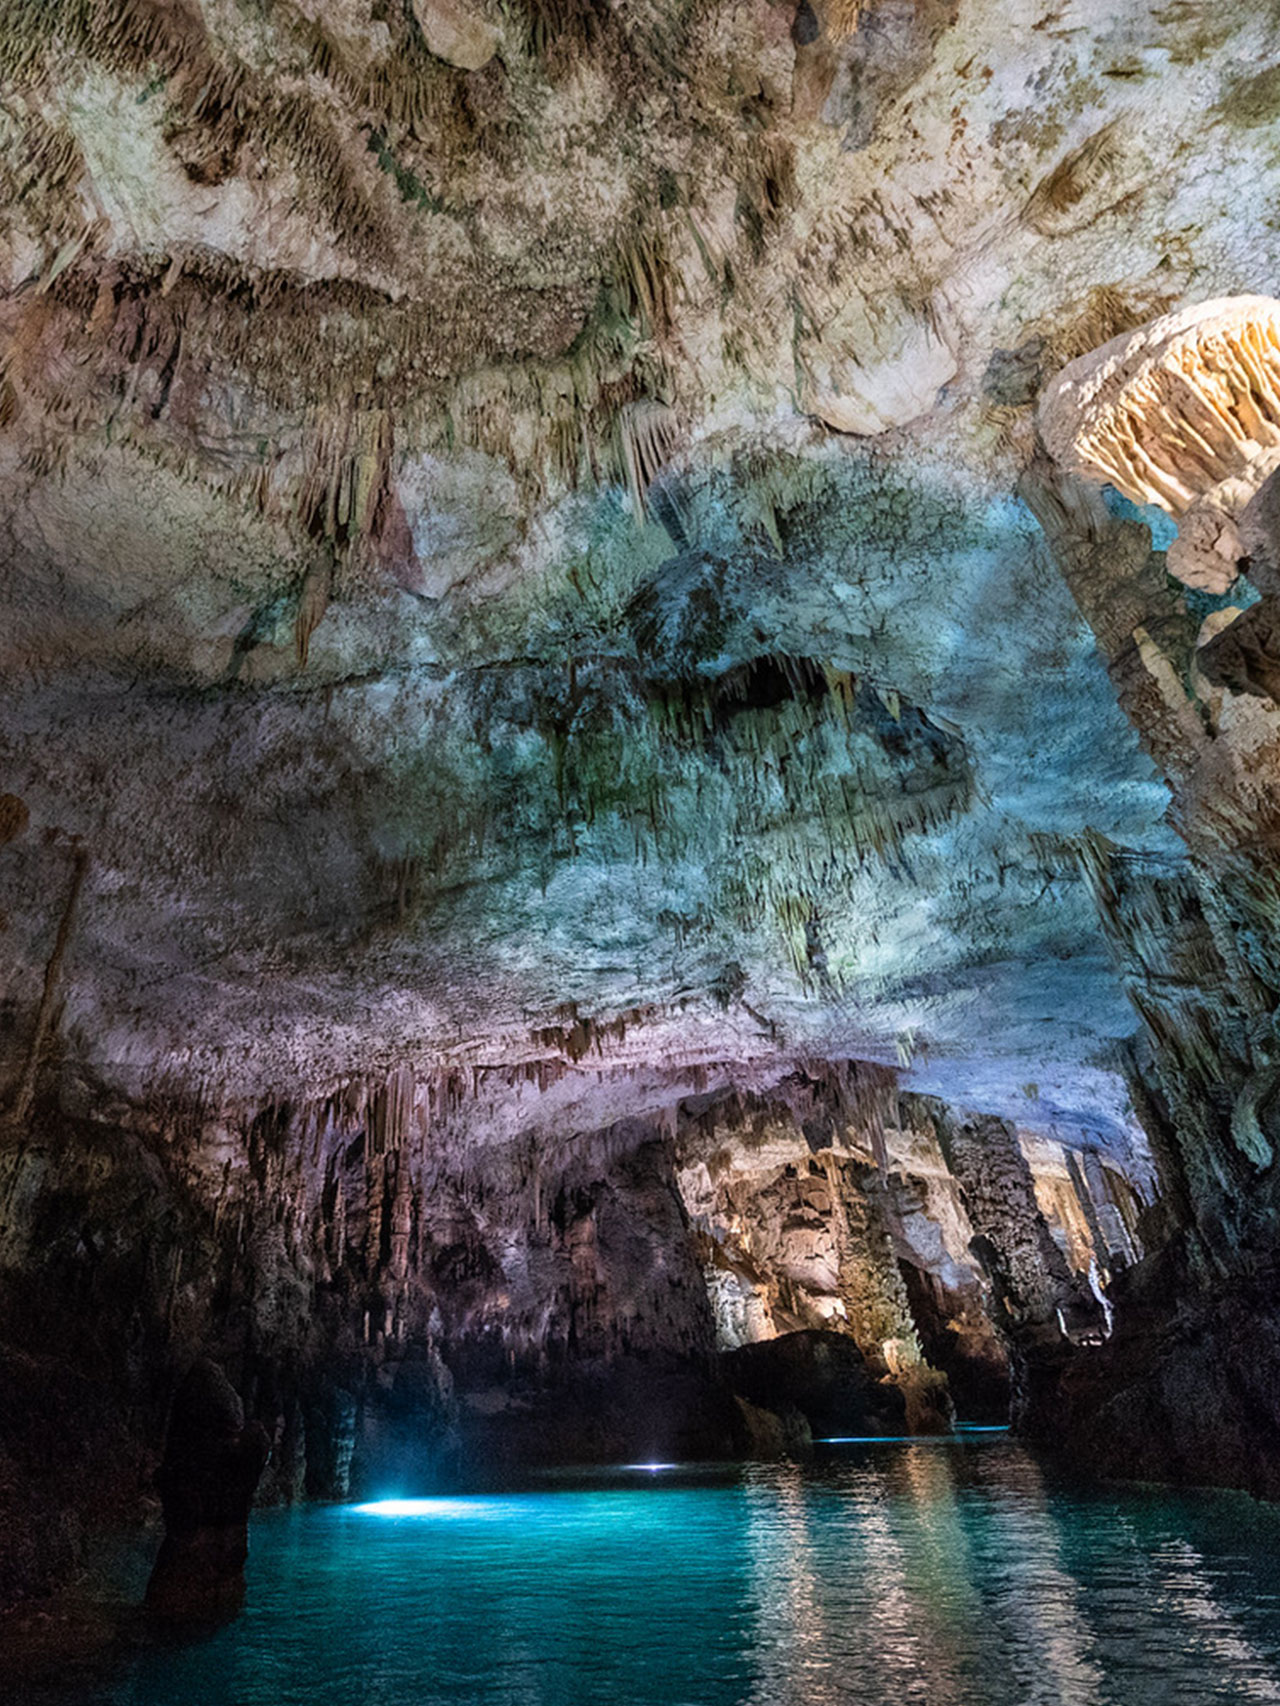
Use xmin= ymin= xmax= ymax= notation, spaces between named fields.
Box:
xmin=6 ymin=0 xmax=1280 ymax=1631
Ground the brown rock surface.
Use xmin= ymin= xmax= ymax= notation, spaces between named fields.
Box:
xmin=6 ymin=0 xmax=1280 ymax=1621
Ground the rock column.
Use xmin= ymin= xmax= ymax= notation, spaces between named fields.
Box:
xmin=145 ymin=1360 xmax=270 ymax=1624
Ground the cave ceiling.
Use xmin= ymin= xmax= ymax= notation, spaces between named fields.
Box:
xmin=2 ymin=0 xmax=1277 ymax=1141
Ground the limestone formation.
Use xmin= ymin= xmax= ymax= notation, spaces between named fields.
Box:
xmin=146 ymin=1362 xmax=270 ymax=1623
xmin=800 ymin=301 xmax=958 ymax=437
xmin=410 ymin=0 xmax=500 ymax=71
xmin=1039 ymin=299 xmax=1280 ymax=514
xmin=5 ymin=0 xmax=1280 ymax=1629
xmin=1039 ymin=298 xmax=1280 ymax=593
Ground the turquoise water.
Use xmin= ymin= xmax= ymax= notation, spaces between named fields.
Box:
xmin=72 ymin=1440 xmax=1280 ymax=1705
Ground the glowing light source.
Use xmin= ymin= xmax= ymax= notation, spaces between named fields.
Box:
xmin=352 ymin=1499 xmax=497 ymax=1518
xmin=622 ymin=1462 xmax=678 ymax=1472
xmin=816 ymin=1426 xmax=1011 ymax=1443
xmin=816 ymin=1436 xmax=920 ymax=1445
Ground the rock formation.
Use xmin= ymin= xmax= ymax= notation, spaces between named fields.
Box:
xmin=1040 ymin=297 xmax=1280 ymax=599
xmin=1020 ymin=295 xmax=1280 ymax=1491
xmin=0 ymin=1063 xmax=1140 ymax=1603
xmin=145 ymin=1360 xmax=270 ymax=1623
xmin=2 ymin=0 xmax=1280 ymax=1625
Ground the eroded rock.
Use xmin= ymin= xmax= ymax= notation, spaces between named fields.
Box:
xmin=723 ymin=1330 xmax=906 ymax=1439
xmin=409 ymin=0 xmax=499 ymax=71
xmin=146 ymin=1362 xmax=270 ymax=1624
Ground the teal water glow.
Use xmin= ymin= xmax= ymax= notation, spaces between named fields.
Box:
xmin=74 ymin=1440 xmax=1280 ymax=1705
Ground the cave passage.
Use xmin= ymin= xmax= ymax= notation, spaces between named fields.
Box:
xmin=9 ymin=0 xmax=1280 ymax=1697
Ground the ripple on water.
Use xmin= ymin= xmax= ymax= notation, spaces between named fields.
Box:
xmin=56 ymin=1440 xmax=1280 ymax=1706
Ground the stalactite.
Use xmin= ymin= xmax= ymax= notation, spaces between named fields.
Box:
xmin=370 ymin=1065 xmax=416 ymax=1157
xmin=294 ymin=558 xmax=332 ymax=669
xmin=389 ymin=1155 xmax=413 ymax=1284
xmin=616 ymin=399 xmax=679 ymax=524
xmin=2 ymin=840 xmax=88 ymax=1132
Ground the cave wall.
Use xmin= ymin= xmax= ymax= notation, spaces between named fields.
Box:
xmin=0 ymin=1087 xmax=727 ymax=1603
xmin=4 ymin=0 xmax=1280 ymax=1605
xmin=1009 ymin=451 xmax=1280 ymax=1493
xmin=0 ymin=1059 xmax=1137 ymax=1606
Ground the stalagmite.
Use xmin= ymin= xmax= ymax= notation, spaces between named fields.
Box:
xmin=145 ymin=1361 xmax=270 ymax=1624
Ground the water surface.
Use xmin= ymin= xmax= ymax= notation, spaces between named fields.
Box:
xmin=66 ymin=1439 xmax=1280 ymax=1705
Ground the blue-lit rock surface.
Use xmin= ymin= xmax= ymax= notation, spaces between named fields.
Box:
xmin=5 ymin=0 xmax=1280 ymax=1642
xmin=0 ymin=453 xmax=1176 ymax=1137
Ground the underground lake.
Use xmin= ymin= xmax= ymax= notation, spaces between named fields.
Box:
xmin=28 ymin=1440 xmax=1280 ymax=1706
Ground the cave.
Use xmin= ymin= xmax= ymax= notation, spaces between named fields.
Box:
xmin=5 ymin=0 xmax=1280 ymax=1701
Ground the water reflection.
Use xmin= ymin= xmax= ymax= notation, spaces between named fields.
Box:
xmin=740 ymin=1443 xmax=1107 ymax=1706
xmin=967 ymin=1445 xmax=1103 ymax=1705
xmin=61 ymin=1440 xmax=1280 ymax=1706
xmin=1153 ymin=1536 xmax=1280 ymax=1703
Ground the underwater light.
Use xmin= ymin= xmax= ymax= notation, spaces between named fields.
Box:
xmin=623 ymin=1462 xmax=678 ymax=1472
xmin=353 ymin=1499 xmax=493 ymax=1518
xmin=818 ymin=1426 xmax=1011 ymax=1443
xmin=815 ymin=1435 xmax=919 ymax=1444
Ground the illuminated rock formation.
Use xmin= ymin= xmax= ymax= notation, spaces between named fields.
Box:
xmin=1039 ymin=298 xmax=1280 ymax=594
xmin=4 ymin=0 xmax=1280 ymax=1626
xmin=1039 ymin=299 xmax=1280 ymax=514
xmin=1028 ymin=300 xmax=1280 ymax=1487
xmin=0 ymin=1064 xmax=1141 ymax=1601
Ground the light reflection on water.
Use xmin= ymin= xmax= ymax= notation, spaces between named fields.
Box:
xmin=77 ymin=1440 xmax=1280 ymax=1706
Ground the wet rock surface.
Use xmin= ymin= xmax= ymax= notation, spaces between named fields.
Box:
xmin=5 ymin=0 xmax=1280 ymax=1637
xmin=145 ymin=1361 xmax=269 ymax=1623
xmin=0 ymin=1066 xmax=1140 ymax=1610
xmin=1042 ymin=1254 xmax=1280 ymax=1499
